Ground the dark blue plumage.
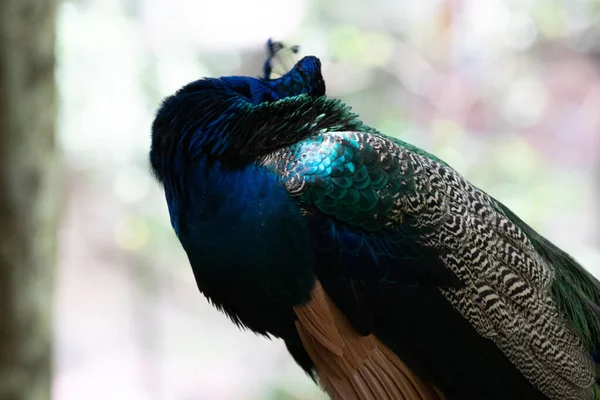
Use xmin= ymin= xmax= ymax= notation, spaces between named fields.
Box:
xmin=150 ymin=41 xmax=600 ymax=400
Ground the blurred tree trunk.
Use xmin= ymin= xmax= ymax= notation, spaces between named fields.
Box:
xmin=0 ymin=0 xmax=59 ymax=399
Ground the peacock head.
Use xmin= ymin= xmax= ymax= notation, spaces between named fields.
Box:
xmin=149 ymin=54 xmax=327 ymax=181
xmin=223 ymin=55 xmax=325 ymax=104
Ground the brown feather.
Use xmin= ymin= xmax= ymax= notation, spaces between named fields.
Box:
xmin=294 ymin=280 xmax=446 ymax=400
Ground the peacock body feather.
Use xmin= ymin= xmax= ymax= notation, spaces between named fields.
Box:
xmin=150 ymin=44 xmax=600 ymax=400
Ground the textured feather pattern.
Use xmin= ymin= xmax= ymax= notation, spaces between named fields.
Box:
xmin=295 ymin=280 xmax=445 ymax=400
xmin=261 ymin=131 xmax=596 ymax=400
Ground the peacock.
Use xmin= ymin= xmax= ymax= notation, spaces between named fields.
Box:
xmin=149 ymin=40 xmax=600 ymax=400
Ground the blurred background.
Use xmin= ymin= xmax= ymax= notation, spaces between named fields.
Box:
xmin=50 ymin=0 xmax=600 ymax=399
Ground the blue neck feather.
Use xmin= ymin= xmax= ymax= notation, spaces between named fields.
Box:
xmin=148 ymin=55 xmax=340 ymax=335
xmin=167 ymin=157 xmax=315 ymax=336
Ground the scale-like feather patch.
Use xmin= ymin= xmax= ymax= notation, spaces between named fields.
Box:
xmin=262 ymin=130 xmax=596 ymax=400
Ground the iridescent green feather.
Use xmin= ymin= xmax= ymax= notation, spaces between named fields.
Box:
xmin=264 ymin=96 xmax=600 ymax=398
xmin=265 ymin=95 xmax=600 ymax=397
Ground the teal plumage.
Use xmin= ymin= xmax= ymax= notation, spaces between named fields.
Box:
xmin=262 ymin=118 xmax=599 ymax=399
xmin=150 ymin=41 xmax=600 ymax=400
